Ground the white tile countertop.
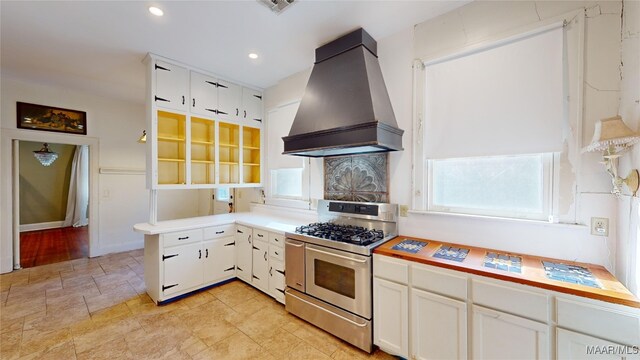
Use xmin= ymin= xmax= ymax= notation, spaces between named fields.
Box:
xmin=133 ymin=211 xmax=312 ymax=235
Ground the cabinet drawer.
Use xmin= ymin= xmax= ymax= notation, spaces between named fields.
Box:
xmin=269 ymin=246 xmax=284 ymax=262
xmin=203 ymin=224 xmax=235 ymax=240
xmin=412 ymin=262 xmax=467 ymax=300
xmin=269 ymin=233 xmax=284 ymax=247
xmin=557 ymin=298 xmax=640 ymax=346
xmin=162 ymin=229 xmax=202 ymax=248
xmin=253 ymin=229 xmax=268 ymax=242
xmin=373 ymin=254 xmax=409 ymax=284
xmin=472 ymin=279 xmax=549 ymax=323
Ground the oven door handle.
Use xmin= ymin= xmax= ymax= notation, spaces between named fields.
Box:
xmin=306 ymin=246 xmax=367 ymax=263
xmin=285 ymin=240 xmax=304 ymax=247
xmin=287 ymin=291 xmax=368 ymax=328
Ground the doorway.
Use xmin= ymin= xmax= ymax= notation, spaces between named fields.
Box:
xmin=18 ymin=141 xmax=89 ymax=268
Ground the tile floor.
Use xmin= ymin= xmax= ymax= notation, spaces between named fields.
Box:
xmin=0 ymin=249 xmax=394 ymax=359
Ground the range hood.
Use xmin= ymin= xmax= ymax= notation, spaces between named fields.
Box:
xmin=282 ymin=28 xmax=404 ymax=157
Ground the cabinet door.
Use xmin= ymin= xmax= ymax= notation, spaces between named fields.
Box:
xmin=162 ymin=242 xmax=203 ymax=296
xmin=216 ymin=80 xmax=242 ymax=121
xmin=412 ymin=288 xmax=467 ymax=360
xmin=557 ymin=328 xmax=634 ymax=360
xmin=252 ymin=239 xmax=269 ymax=291
xmin=235 ymin=225 xmax=252 ymax=282
xmin=154 ymin=60 xmax=188 ymax=111
xmin=269 ymin=258 xmax=285 ymax=304
xmin=190 ymin=71 xmax=219 ymax=117
xmin=472 ymin=305 xmax=549 ymax=360
xmin=242 ymin=88 xmax=263 ymax=125
xmin=202 ymin=237 xmax=236 ymax=284
xmin=373 ymin=277 xmax=409 ymax=358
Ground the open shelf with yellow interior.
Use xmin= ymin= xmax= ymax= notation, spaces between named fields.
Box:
xmin=242 ymin=126 xmax=261 ymax=184
xmin=157 ymin=111 xmax=186 ymax=185
xmin=190 ymin=117 xmax=215 ymax=185
xmin=219 ymin=122 xmax=240 ymax=184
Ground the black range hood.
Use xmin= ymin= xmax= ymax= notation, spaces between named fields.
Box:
xmin=282 ymin=28 xmax=404 ymax=157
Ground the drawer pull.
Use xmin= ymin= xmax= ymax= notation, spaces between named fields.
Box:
xmin=269 ymin=267 xmax=273 ymax=276
xmin=205 ymin=249 xmax=209 ymax=258
xmin=264 ymin=251 xmax=267 ymax=261
xmin=178 ymin=236 xmax=189 ymax=240
xmin=257 ymin=234 xmax=264 ymax=238
xmin=162 ymin=284 xmax=178 ymax=291
xmin=215 ymin=231 xmax=225 ymax=234
xmin=162 ymin=254 xmax=178 ymax=261
xmin=199 ymin=250 xmax=202 ymax=259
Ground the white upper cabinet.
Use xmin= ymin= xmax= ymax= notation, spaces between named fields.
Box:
xmin=190 ymin=71 xmax=219 ymax=117
xmin=154 ymin=60 xmax=189 ymax=112
xmin=217 ymin=80 xmax=242 ymax=121
xmin=242 ymin=88 xmax=263 ymax=125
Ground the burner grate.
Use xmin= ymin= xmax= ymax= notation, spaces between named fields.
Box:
xmin=294 ymin=223 xmax=385 ymax=246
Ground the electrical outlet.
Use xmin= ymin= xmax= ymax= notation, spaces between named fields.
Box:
xmin=400 ymin=205 xmax=409 ymax=217
xmin=591 ymin=217 xmax=609 ymax=237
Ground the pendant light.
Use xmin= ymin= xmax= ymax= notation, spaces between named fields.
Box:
xmin=33 ymin=143 xmax=59 ymax=166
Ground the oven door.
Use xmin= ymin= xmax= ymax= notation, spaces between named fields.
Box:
xmin=305 ymin=244 xmax=372 ymax=319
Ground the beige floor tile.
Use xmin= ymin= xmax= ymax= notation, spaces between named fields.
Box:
xmin=84 ymin=282 xmax=138 ymax=313
xmin=253 ymin=327 xmax=302 ymax=357
xmin=286 ymin=342 xmax=333 ymax=360
xmin=19 ymin=327 xmax=73 ymax=358
xmin=292 ymin=321 xmax=345 ymax=356
xmin=18 ymin=340 xmax=77 ymax=360
xmin=1 ymin=296 xmax=47 ymax=322
xmin=72 ymin=317 xmax=141 ymax=353
xmin=23 ymin=304 xmax=90 ymax=333
xmin=0 ymin=328 xmax=22 ymax=360
xmin=76 ymin=336 xmax=135 ymax=360
xmin=0 ymin=317 xmax=24 ymax=335
xmin=192 ymin=331 xmax=265 ymax=360
xmin=89 ymin=303 xmax=132 ymax=322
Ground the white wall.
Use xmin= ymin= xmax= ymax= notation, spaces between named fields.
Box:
xmin=262 ymin=1 xmax=632 ymax=274
xmin=0 ymin=75 xmax=198 ymax=273
xmin=616 ymin=0 xmax=640 ymax=294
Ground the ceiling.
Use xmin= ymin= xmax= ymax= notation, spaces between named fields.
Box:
xmin=1 ymin=1 xmax=468 ymax=104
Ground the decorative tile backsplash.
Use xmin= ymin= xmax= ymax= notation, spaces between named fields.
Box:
xmin=324 ymin=153 xmax=388 ymax=203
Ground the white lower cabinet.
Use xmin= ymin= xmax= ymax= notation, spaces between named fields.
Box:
xmin=235 ymin=225 xmax=252 ymax=282
xmin=373 ymin=277 xmax=409 ymax=358
xmin=269 ymin=259 xmax=286 ymax=303
xmin=162 ymin=242 xmax=203 ymax=296
xmin=251 ymin=238 xmax=269 ymax=291
xmin=145 ymin=225 xmax=237 ymax=303
xmin=556 ymin=328 xmax=635 ymax=360
xmin=472 ymin=305 xmax=550 ymax=360
xmin=412 ymin=288 xmax=467 ymax=360
xmin=203 ymin=237 xmax=236 ymax=283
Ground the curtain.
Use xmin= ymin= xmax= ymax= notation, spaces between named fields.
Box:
xmin=63 ymin=145 xmax=89 ymax=227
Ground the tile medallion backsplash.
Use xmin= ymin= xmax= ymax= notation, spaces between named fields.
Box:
xmin=324 ymin=153 xmax=388 ymax=203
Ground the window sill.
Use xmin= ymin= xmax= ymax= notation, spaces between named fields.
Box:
xmin=407 ymin=210 xmax=586 ymax=229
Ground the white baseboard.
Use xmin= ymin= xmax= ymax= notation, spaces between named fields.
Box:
xmin=20 ymin=221 xmax=65 ymax=232
xmin=91 ymin=240 xmax=144 ymax=258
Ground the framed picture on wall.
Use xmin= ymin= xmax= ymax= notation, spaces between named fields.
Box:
xmin=17 ymin=102 xmax=87 ymax=135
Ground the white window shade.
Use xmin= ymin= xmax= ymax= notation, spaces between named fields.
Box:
xmin=267 ymin=101 xmax=303 ymax=169
xmin=424 ymin=25 xmax=565 ymax=159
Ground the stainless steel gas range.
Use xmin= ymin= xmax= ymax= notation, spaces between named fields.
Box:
xmin=284 ymin=200 xmax=398 ymax=353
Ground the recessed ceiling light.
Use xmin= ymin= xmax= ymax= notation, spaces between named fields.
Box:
xmin=149 ymin=6 xmax=164 ymax=16
xmin=248 ymin=53 xmax=259 ymax=59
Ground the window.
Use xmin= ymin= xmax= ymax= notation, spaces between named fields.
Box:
xmin=271 ymin=168 xmax=303 ymax=199
xmin=413 ymin=22 xmax=566 ymax=221
xmin=216 ymin=188 xmax=230 ymax=202
xmin=428 ymin=154 xmax=553 ymax=220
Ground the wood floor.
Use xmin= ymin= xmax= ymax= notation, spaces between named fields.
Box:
xmin=20 ymin=226 xmax=89 ymax=268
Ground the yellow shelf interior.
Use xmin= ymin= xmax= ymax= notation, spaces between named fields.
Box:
xmin=191 ymin=117 xmax=215 ymax=184
xmin=219 ymin=122 xmax=240 ymax=184
xmin=157 ymin=111 xmax=186 ymax=185
xmin=242 ymin=126 xmax=261 ymax=184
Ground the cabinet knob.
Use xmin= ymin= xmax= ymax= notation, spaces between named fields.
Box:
xmin=198 ymin=249 xmax=202 ymax=259
xmin=205 ymin=249 xmax=209 ymax=258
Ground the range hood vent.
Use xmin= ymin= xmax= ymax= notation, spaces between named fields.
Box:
xmin=283 ymin=28 xmax=404 ymax=157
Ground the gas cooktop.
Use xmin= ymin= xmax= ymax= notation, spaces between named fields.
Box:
xmin=295 ymin=223 xmax=385 ymax=246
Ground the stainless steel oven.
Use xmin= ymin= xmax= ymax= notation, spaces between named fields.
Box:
xmin=305 ymin=244 xmax=371 ymax=318
xmin=284 ymin=200 xmax=398 ymax=353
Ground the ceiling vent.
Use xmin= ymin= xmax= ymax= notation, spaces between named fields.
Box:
xmin=258 ymin=0 xmax=295 ymax=14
